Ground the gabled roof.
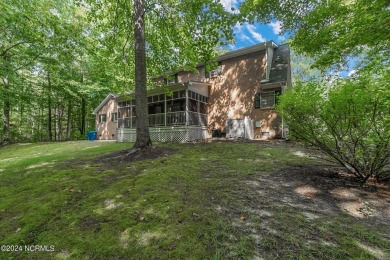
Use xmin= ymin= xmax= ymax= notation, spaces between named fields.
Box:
xmin=163 ymin=41 xmax=278 ymax=75
xmin=115 ymin=80 xmax=211 ymax=101
xmin=92 ymin=93 xmax=118 ymax=115
xmin=217 ymin=41 xmax=278 ymax=62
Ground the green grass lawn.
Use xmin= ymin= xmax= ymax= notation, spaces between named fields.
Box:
xmin=0 ymin=141 xmax=389 ymax=259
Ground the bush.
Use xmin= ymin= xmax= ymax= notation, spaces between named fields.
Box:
xmin=277 ymin=67 xmax=390 ymax=183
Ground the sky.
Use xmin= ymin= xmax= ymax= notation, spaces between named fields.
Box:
xmin=219 ymin=0 xmax=288 ymax=50
xmin=219 ymin=0 xmax=356 ymax=77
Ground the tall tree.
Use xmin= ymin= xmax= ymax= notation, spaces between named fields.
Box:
xmin=0 ymin=0 xmax=44 ymax=144
xmin=241 ymin=0 xmax=390 ymax=69
xmin=240 ymin=0 xmax=390 ymax=182
xmin=88 ymin=0 xmax=236 ymax=149
xmin=133 ymin=0 xmax=151 ymax=148
xmin=0 ymin=0 xmax=63 ymax=143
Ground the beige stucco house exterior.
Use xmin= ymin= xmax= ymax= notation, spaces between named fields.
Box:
xmin=93 ymin=41 xmax=291 ymax=141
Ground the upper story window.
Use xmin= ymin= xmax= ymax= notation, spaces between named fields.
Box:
xmin=164 ymin=74 xmax=178 ymax=85
xmin=99 ymin=114 xmax=107 ymax=123
xmin=118 ymin=100 xmax=133 ymax=108
xmin=111 ymin=112 xmax=118 ymax=122
xmin=205 ymin=64 xmax=222 ymax=78
xmin=255 ymin=90 xmax=281 ymax=109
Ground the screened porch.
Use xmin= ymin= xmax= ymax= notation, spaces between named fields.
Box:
xmin=117 ymin=87 xmax=208 ymax=129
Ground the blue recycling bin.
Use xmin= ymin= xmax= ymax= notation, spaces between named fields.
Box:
xmin=87 ymin=131 xmax=97 ymax=141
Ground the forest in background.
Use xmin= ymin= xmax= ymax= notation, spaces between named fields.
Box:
xmin=1 ymin=0 xmax=236 ymax=144
xmin=2 ymin=0 xmax=388 ymax=146
xmin=0 ymin=0 xmax=138 ymax=143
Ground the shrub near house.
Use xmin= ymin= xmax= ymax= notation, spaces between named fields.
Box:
xmin=277 ymin=66 xmax=390 ymax=183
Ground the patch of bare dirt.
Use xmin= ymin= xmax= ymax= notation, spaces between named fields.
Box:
xmin=240 ymin=164 xmax=390 ymax=230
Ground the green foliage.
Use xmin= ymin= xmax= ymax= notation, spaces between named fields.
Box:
xmin=1 ymin=141 xmax=389 ymax=258
xmin=0 ymin=0 xmax=117 ymax=143
xmin=290 ymin=50 xmax=322 ymax=84
xmin=87 ymin=0 xmax=236 ymax=81
xmin=277 ymin=64 xmax=390 ymax=183
xmin=243 ymin=0 xmax=390 ymax=183
xmin=241 ymin=0 xmax=390 ymax=69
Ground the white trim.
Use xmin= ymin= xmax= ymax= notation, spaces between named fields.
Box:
xmin=92 ymin=93 xmax=118 ymax=115
xmin=217 ymin=41 xmax=278 ymax=62
xmin=117 ymin=126 xmax=209 ymax=142
xmin=255 ymin=91 xmax=276 ymax=109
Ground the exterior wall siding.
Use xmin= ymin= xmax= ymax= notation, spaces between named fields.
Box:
xmin=95 ymin=43 xmax=289 ymax=141
xmin=178 ymin=66 xmax=207 ymax=83
xmin=207 ymin=50 xmax=282 ymax=138
xmin=96 ymin=98 xmax=118 ymax=140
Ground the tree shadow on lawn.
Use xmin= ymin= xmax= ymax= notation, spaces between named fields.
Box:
xmin=222 ymin=165 xmax=390 ymax=259
xmin=61 ymin=146 xmax=178 ymax=170
xmin=259 ymin=165 xmax=390 ymax=224
xmin=54 ymin=142 xmax=390 ymax=259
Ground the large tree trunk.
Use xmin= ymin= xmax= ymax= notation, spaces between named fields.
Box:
xmin=19 ymin=85 xmax=24 ymax=138
xmin=47 ymin=73 xmax=53 ymax=141
xmin=57 ymin=104 xmax=63 ymax=141
xmin=2 ymin=76 xmax=10 ymax=145
xmin=54 ymin=106 xmax=57 ymax=141
xmin=133 ymin=0 xmax=152 ymax=149
xmin=38 ymin=88 xmax=44 ymax=141
xmin=80 ymin=97 xmax=86 ymax=136
xmin=66 ymin=99 xmax=72 ymax=140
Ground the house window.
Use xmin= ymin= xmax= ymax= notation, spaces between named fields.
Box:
xmin=205 ymin=64 xmax=222 ymax=78
xmin=99 ymin=114 xmax=107 ymax=123
xmin=164 ymin=74 xmax=178 ymax=85
xmin=111 ymin=112 xmax=118 ymax=122
xmin=255 ymin=91 xmax=281 ymax=108
xmin=210 ymin=65 xmax=222 ymax=78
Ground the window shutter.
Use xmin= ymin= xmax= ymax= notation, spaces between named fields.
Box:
xmin=255 ymin=93 xmax=261 ymax=109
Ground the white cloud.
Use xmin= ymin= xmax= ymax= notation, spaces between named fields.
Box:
xmin=233 ymin=22 xmax=254 ymax=44
xmin=269 ymin=21 xmax=282 ymax=35
xmin=278 ymin=35 xmax=286 ymax=42
xmin=220 ymin=0 xmax=239 ymax=13
xmin=239 ymin=34 xmax=255 ymax=44
xmin=245 ymin=24 xmax=266 ymax=43
xmin=348 ymin=70 xmax=356 ymax=77
xmin=227 ymin=43 xmax=237 ymax=51
xmin=233 ymin=22 xmax=242 ymax=33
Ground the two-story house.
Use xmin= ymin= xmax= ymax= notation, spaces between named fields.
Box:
xmin=92 ymin=41 xmax=291 ymax=142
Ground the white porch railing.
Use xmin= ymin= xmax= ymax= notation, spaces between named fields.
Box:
xmin=118 ymin=111 xmax=207 ymax=128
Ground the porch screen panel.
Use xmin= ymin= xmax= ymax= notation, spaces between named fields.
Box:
xmin=200 ymin=103 xmax=207 ymax=114
xmin=167 ymin=99 xmax=185 ymax=112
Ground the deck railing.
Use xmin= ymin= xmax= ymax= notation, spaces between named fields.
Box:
xmin=149 ymin=113 xmax=165 ymax=126
xmin=167 ymin=111 xmax=186 ymax=125
xmin=118 ymin=117 xmax=135 ymax=128
xmin=118 ymin=111 xmax=207 ymax=128
xmin=188 ymin=111 xmax=207 ymax=126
